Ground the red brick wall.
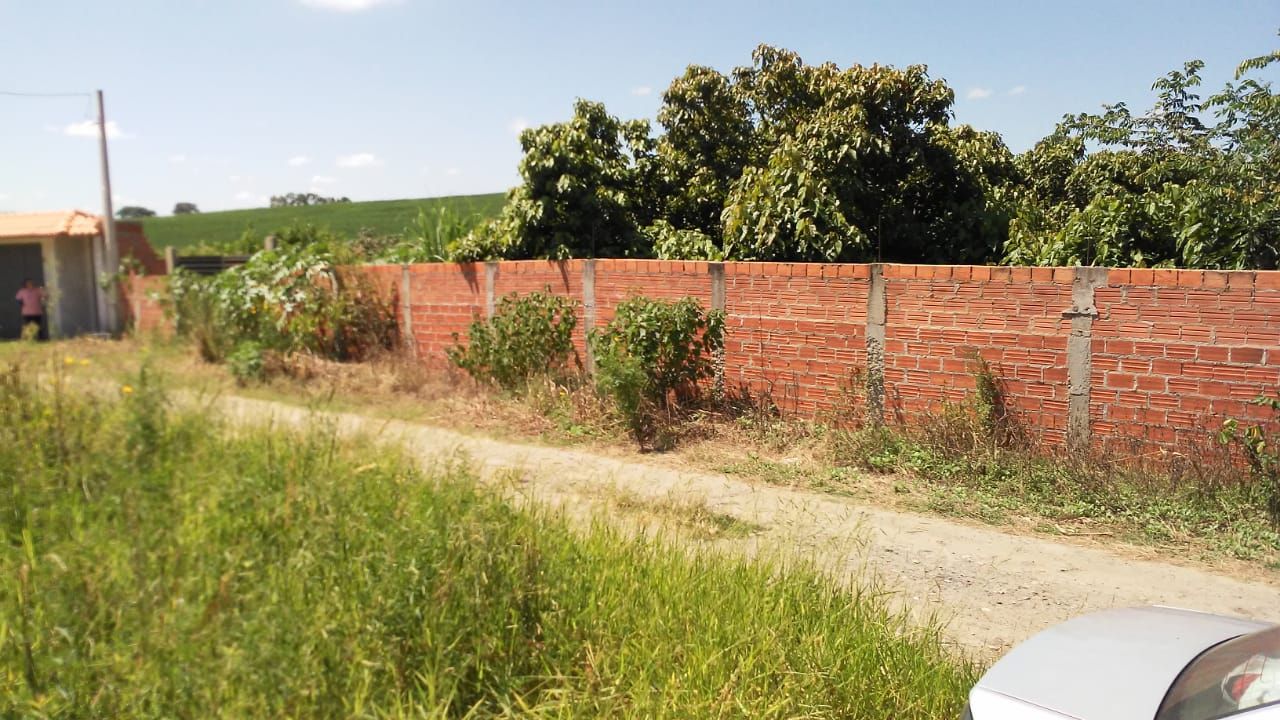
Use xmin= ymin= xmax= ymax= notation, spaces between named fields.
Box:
xmin=884 ymin=265 xmax=1074 ymax=444
xmin=724 ymin=262 xmax=870 ymax=415
xmin=115 ymin=221 xmax=166 ymax=276
xmin=405 ymin=263 xmax=484 ymax=365
xmin=123 ymin=274 xmax=170 ymax=335
xmin=593 ymin=260 xmax=715 ymax=324
xmin=1092 ymin=269 xmax=1280 ymax=456
xmin=123 ymin=260 xmax=1280 ymax=457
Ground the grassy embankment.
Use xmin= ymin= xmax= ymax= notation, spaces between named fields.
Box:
xmin=141 ymin=193 xmax=506 ymax=250
xmin=1 ymin=362 xmax=975 ymax=718
xmin=4 ymin=337 xmax=1278 ymax=573
xmin=4 ymin=338 xmax=1279 ymax=573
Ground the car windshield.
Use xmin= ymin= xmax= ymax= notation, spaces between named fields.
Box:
xmin=1157 ymin=625 xmax=1280 ymax=720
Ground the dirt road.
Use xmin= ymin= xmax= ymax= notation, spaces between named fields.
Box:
xmin=217 ymin=394 xmax=1279 ymax=657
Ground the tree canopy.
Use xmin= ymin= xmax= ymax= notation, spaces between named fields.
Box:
xmin=270 ymin=193 xmax=352 ymax=208
xmin=117 ymin=206 xmax=156 ymax=219
xmin=454 ymin=41 xmax=1280 ymax=269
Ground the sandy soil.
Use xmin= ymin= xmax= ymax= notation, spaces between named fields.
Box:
xmin=215 ymin=394 xmax=1280 ymax=658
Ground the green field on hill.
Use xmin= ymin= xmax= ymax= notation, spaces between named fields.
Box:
xmin=141 ymin=192 xmax=506 ymax=249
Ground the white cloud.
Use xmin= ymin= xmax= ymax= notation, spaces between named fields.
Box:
xmin=288 ymin=155 xmax=311 ymax=167
xmin=63 ymin=119 xmax=127 ymax=139
xmin=966 ymin=87 xmax=993 ymax=101
xmin=1008 ymin=85 xmax=1027 ymax=96
xmin=446 ymin=167 xmax=460 ymax=176
xmin=229 ymin=174 xmax=242 ymax=182
xmin=311 ymin=175 xmax=337 ymax=185
xmin=0 ymin=193 xmax=9 ymax=201
xmin=168 ymin=153 xmax=187 ymax=164
xmin=298 ymin=0 xmax=397 ymax=11
xmin=509 ymin=117 xmax=529 ymax=135
xmin=235 ymin=191 xmax=255 ymax=201
xmin=631 ymin=85 xmax=652 ymax=96
xmin=336 ymin=152 xmax=382 ymax=168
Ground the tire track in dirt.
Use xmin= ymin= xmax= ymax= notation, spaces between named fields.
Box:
xmin=216 ymin=394 xmax=1280 ymax=657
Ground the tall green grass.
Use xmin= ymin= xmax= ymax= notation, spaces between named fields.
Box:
xmin=1 ymin=366 xmax=975 ymax=718
xmin=141 ymin=193 xmax=506 ymax=250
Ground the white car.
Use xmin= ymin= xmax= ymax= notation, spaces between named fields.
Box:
xmin=967 ymin=606 xmax=1280 ymax=719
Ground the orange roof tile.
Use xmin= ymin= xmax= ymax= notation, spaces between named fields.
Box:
xmin=0 ymin=210 xmax=103 ymax=239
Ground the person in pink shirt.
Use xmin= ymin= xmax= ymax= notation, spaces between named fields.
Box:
xmin=15 ymin=278 xmax=47 ymax=340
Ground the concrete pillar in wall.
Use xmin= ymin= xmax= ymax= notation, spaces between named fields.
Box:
xmin=582 ymin=260 xmax=597 ymax=374
xmin=864 ymin=264 xmax=887 ymax=424
xmin=400 ymin=264 xmax=414 ymax=357
xmin=484 ymin=262 xmax=499 ymax=319
xmin=1065 ymin=267 xmax=1109 ymax=452
xmin=709 ymin=262 xmax=726 ymax=401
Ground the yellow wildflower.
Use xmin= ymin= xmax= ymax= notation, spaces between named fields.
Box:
xmin=121 ymin=385 xmax=135 ymax=395
xmin=64 ymin=356 xmax=75 ymax=365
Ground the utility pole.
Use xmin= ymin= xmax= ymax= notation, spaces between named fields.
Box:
xmin=96 ymin=89 xmax=119 ymax=334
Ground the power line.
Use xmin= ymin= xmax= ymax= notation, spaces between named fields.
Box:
xmin=0 ymin=90 xmax=91 ymax=98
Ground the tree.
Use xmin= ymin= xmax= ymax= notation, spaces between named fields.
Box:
xmin=459 ymin=100 xmax=655 ymax=260
xmin=720 ymin=46 xmax=1015 ymax=263
xmin=1005 ymin=47 xmax=1280 ymax=270
xmin=655 ymin=65 xmax=755 ymax=238
xmin=117 ymin=206 xmax=156 ymax=219
xmin=269 ymin=193 xmax=352 ymax=208
xmin=173 ymin=202 xmax=200 ymax=215
xmin=475 ymin=39 xmax=1280 ymax=269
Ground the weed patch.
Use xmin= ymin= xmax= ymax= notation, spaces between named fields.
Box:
xmin=1 ymin=366 xmax=976 ymax=718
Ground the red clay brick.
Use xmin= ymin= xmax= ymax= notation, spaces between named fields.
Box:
xmin=1230 ymin=347 xmax=1266 ymax=364
xmin=1203 ymin=271 xmax=1228 ymax=289
xmin=1176 ymin=270 xmax=1205 ymax=288
xmin=1256 ymin=272 xmax=1280 ymax=290
xmin=1129 ymin=268 xmax=1156 ymax=285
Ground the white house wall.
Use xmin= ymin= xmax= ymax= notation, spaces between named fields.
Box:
xmin=54 ymin=234 xmax=100 ymax=336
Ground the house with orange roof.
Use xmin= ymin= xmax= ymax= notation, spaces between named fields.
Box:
xmin=0 ymin=210 xmax=164 ymax=339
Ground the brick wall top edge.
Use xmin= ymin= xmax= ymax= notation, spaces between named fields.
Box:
xmin=401 ymin=262 xmax=483 ymax=276
xmin=361 ymin=260 xmax=1280 ymax=291
xmin=593 ymin=259 xmax=712 ymax=275
xmin=1107 ymin=267 xmax=1277 ymax=291
xmin=490 ymin=259 xmax=585 ymax=274
xmin=881 ymin=264 xmax=1075 ymax=284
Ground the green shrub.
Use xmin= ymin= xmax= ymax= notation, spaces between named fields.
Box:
xmin=378 ymin=205 xmax=480 ymax=263
xmin=170 ymin=239 xmax=397 ymax=365
xmin=590 ymin=296 xmax=724 ymax=445
xmin=592 ymin=346 xmax=652 ymax=441
xmin=448 ymin=290 xmax=580 ymax=390
xmin=645 ymin=220 xmax=722 ymax=261
xmin=227 ymin=340 xmax=267 ymax=385
xmin=1219 ymin=395 xmax=1280 ymax=526
xmin=591 ymin=296 xmax=723 ymax=408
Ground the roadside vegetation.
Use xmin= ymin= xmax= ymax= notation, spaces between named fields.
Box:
xmin=440 ymin=293 xmax=1280 ymax=569
xmin=5 ymin=279 xmax=1274 ymax=571
xmin=168 ymin=224 xmax=400 ymax=383
xmin=1 ymin=364 xmax=975 ymax=717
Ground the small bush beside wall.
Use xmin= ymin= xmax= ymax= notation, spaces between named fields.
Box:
xmin=448 ymin=290 xmax=580 ymax=391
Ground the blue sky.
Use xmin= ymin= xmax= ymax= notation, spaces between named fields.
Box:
xmin=2 ymin=0 xmax=1277 ymax=215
